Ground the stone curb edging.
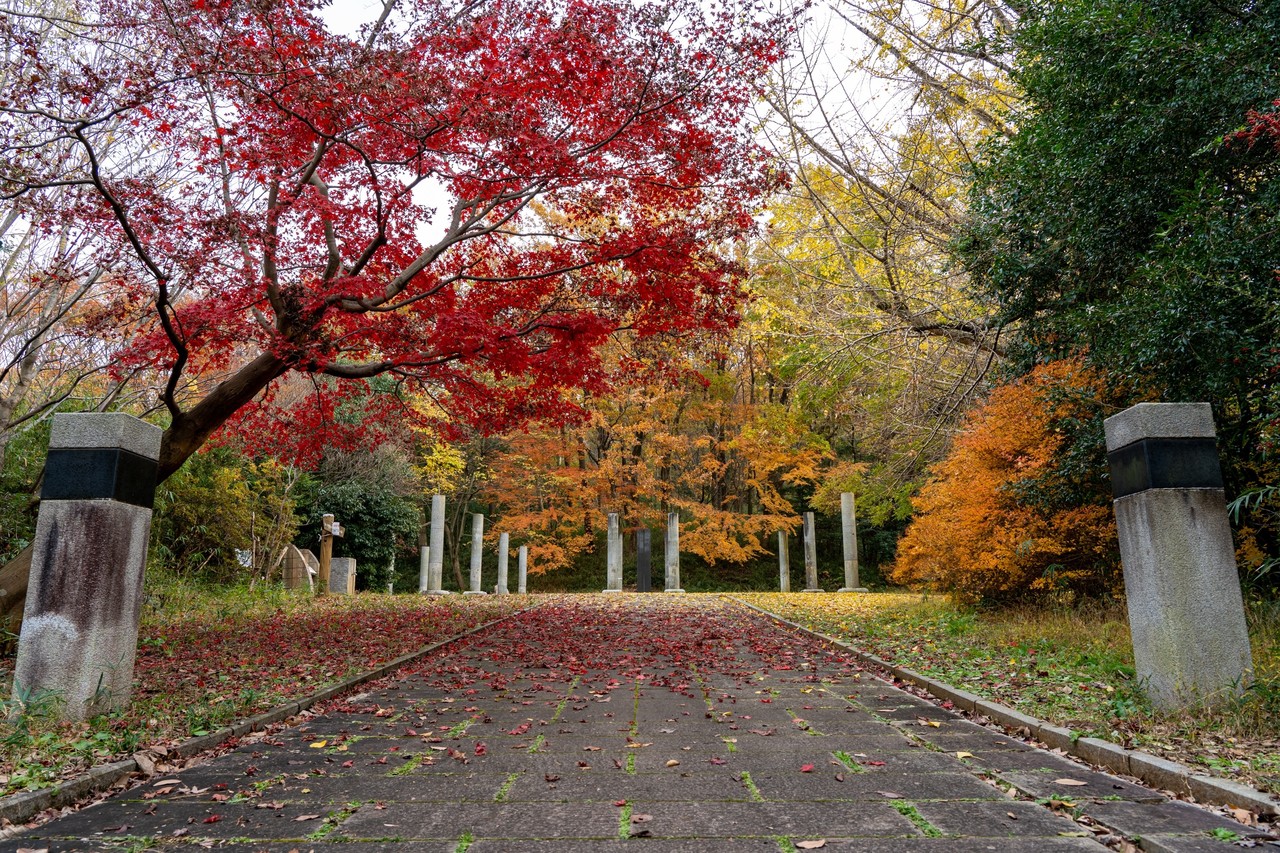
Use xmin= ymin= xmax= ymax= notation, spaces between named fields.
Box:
xmin=727 ymin=595 xmax=1280 ymax=817
xmin=0 ymin=607 xmax=528 ymax=827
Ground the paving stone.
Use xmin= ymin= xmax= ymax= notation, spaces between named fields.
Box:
xmin=26 ymin=799 xmax=345 ymax=843
xmin=815 ymin=838 xmax=1108 ymax=851
xmin=501 ymin=769 xmax=751 ymax=802
xmin=275 ymin=771 xmax=514 ymax=803
xmin=1084 ymin=799 xmax=1254 ymax=837
xmin=913 ymin=799 xmax=1086 ymax=837
xmin=334 ymin=802 xmax=619 ymax=840
xmin=964 ymin=748 xmax=1089 ymax=775
xmin=748 ymin=770 xmax=1006 ymax=802
xmin=466 ymin=840 xmax=781 ymax=852
xmin=997 ymin=768 xmax=1167 ymax=803
xmin=622 ymin=800 xmax=921 ymax=837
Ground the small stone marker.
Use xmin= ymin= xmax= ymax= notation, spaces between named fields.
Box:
xmin=418 ymin=522 xmax=429 ymax=593
xmin=329 ymin=557 xmax=356 ymax=594
xmin=802 ymin=512 xmax=821 ymax=592
xmin=838 ymin=492 xmax=867 ymax=592
xmin=665 ymin=512 xmax=685 ymax=592
xmin=465 ymin=513 xmax=487 ymax=594
xmin=517 ymin=545 xmax=528 ymax=594
xmin=426 ymin=494 xmax=450 ymax=595
xmin=1104 ymin=402 xmax=1254 ymax=710
xmin=282 ymin=543 xmax=310 ymax=589
xmin=603 ymin=512 xmax=623 ymax=593
xmin=636 ymin=529 xmax=652 ymax=592
xmin=495 ymin=532 xmax=510 ymax=594
xmin=777 ymin=531 xmax=790 ymax=593
xmin=14 ymin=412 xmax=161 ymax=720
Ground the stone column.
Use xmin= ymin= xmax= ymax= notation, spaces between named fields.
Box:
xmin=464 ymin=513 xmax=487 ymax=595
xmin=636 ymin=529 xmax=652 ymax=592
xmin=603 ymin=512 xmax=623 ymax=593
xmin=517 ymin=545 xmax=528 ymax=594
xmin=1105 ymin=403 xmax=1253 ymax=710
xmin=426 ymin=494 xmax=449 ymax=594
xmin=495 ymin=532 xmax=510 ymax=594
xmin=838 ymin=493 xmax=867 ymax=592
xmin=665 ymin=512 xmax=685 ymax=592
xmin=777 ymin=531 xmax=790 ymax=593
xmin=418 ymin=522 xmax=430 ymax=593
xmin=802 ymin=512 xmax=821 ymax=592
xmin=13 ymin=413 xmax=161 ymax=720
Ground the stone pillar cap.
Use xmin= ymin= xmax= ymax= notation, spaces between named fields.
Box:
xmin=1104 ymin=402 xmax=1216 ymax=452
xmin=49 ymin=412 xmax=163 ymax=460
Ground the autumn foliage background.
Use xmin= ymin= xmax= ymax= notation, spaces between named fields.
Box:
xmin=1 ymin=0 xmax=1278 ymax=603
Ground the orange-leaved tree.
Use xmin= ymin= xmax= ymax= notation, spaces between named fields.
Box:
xmin=891 ymin=359 xmax=1121 ymax=602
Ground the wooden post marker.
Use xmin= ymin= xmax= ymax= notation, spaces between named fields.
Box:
xmin=317 ymin=514 xmax=344 ymax=597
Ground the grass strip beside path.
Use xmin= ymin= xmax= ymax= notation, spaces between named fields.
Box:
xmin=736 ymin=592 xmax=1280 ymax=797
xmin=0 ymin=581 xmax=526 ymax=798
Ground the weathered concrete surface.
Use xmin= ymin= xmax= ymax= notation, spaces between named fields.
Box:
xmin=3 ymin=598 xmax=1261 ymax=851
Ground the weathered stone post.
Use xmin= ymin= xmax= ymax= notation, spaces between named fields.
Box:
xmin=13 ymin=413 xmax=161 ymax=720
xmin=517 ymin=545 xmax=528 ymax=594
xmin=802 ymin=512 xmax=821 ymax=592
xmin=495 ymin=532 xmax=510 ymax=594
xmin=665 ymin=512 xmax=685 ymax=592
xmin=636 ymin=529 xmax=652 ymax=592
xmin=465 ymin=513 xmax=487 ymax=595
xmin=603 ymin=513 xmax=623 ymax=593
xmin=426 ymin=495 xmax=449 ymax=595
xmin=777 ymin=531 xmax=790 ymax=593
xmin=418 ymin=522 xmax=430 ymax=593
xmin=1104 ymin=403 xmax=1254 ymax=710
xmin=838 ymin=493 xmax=867 ymax=592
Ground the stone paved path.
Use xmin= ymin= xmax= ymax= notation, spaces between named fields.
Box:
xmin=1 ymin=596 xmax=1257 ymax=852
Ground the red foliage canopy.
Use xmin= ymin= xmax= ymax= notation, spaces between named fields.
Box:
xmin=0 ymin=0 xmax=787 ymax=475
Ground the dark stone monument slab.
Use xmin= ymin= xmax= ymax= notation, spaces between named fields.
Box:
xmin=636 ymin=529 xmax=652 ymax=592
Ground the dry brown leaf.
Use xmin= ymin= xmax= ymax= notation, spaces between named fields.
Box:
xmin=1052 ymin=779 xmax=1089 ymax=786
xmin=293 ymin=814 xmax=321 ymax=822
xmin=876 ymin=791 xmax=905 ymax=799
xmin=796 ymin=840 xmax=827 ymax=849
xmin=665 ymin=760 xmax=680 ymax=767
xmin=955 ymin=751 xmax=974 ymax=760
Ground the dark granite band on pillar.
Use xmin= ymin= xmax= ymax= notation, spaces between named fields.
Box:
xmin=41 ymin=447 xmax=160 ymax=508
xmin=1107 ymin=437 xmax=1223 ymax=498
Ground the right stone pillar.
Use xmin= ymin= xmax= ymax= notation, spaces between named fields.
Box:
xmin=1104 ymin=402 xmax=1253 ymax=710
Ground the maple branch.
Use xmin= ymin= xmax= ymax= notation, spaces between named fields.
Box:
xmin=70 ymin=125 xmax=189 ymax=418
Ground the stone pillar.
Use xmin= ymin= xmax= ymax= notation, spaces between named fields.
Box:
xmin=13 ymin=413 xmax=161 ymax=720
xmin=426 ymin=495 xmax=449 ymax=594
xmin=495 ymin=532 xmax=510 ymax=594
xmin=1104 ymin=403 xmax=1254 ymax=710
xmin=665 ymin=512 xmax=685 ymax=592
xmin=329 ymin=557 xmax=356 ymax=594
xmin=517 ymin=545 xmax=528 ymax=594
xmin=465 ymin=513 xmax=487 ymax=595
xmin=802 ymin=512 xmax=821 ymax=592
xmin=838 ymin=493 xmax=867 ymax=592
xmin=603 ymin=512 xmax=623 ymax=593
xmin=636 ymin=529 xmax=652 ymax=592
xmin=418 ymin=521 xmax=429 ymax=594
xmin=777 ymin=531 xmax=790 ymax=593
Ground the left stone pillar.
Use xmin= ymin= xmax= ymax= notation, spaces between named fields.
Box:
xmin=14 ymin=413 xmax=162 ymax=720
xmin=603 ymin=513 xmax=623 ymax=593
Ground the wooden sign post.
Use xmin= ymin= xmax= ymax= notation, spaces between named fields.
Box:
xmin=317 ymin=513 xmax=345 ymax=596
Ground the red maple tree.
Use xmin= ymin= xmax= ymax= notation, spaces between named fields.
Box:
xmin=0 ymin=0 xmax=787 ymax=477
